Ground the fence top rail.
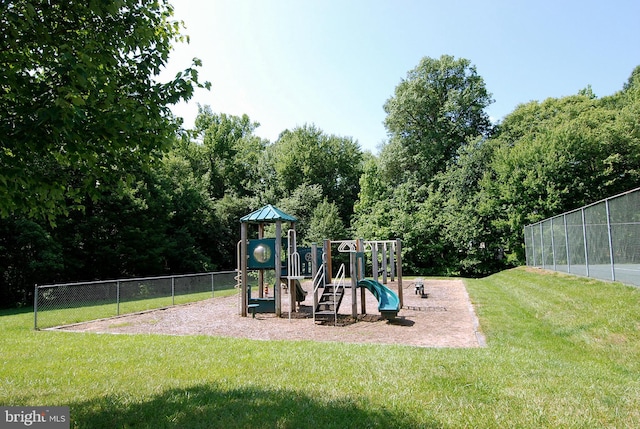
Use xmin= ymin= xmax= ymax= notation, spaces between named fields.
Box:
xmin=524 ymin=186 xmax=640 ymax=229
xmin=36 ymin=270 xmax=237 ymax=290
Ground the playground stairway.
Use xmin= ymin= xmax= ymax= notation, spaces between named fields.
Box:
xmin=314 ymin=284 xmax=345 ymax=322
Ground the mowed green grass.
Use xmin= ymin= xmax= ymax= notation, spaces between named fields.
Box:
xmin=2 ymin=268 xmax=639 ymax=428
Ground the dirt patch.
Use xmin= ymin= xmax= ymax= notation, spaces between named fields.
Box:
xmin=55 ymin=279 xmax=485 ymax=348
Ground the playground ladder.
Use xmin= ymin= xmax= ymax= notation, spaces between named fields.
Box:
xmin=313 ymin=264 xmax=346 ymax=325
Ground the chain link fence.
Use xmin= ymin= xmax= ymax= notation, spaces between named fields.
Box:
xmin=524 ymin=187 xmax=640 ymax=287
xmin=34 ymin=271 xmax=238 ymax=329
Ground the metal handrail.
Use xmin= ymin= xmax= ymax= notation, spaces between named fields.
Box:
xmin=332 ymin=264 xmax=346 ymax=326
xmin=312 ymin=264 xmax=325 ymax=322
xmin=286 ymin=229 xmax=304 ymax=279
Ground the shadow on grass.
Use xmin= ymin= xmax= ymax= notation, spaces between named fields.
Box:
xmin=70 ymin=383 xmax=438 ymax=429
xmin=0 ymin=306 xmax=34 ymax=317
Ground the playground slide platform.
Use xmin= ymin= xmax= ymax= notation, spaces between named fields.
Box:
xmin=357 ymin=279 xmax=400 ymax=320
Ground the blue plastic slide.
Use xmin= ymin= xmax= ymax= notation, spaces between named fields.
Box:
xmin=357 ymin=279 xmax=400 ymax=319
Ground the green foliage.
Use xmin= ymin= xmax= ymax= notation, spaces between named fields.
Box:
xmin=353 ymin=55 xmax=497 ymax=275
xmin=50 ymin=156 xmax=218 ymax=281
xmin=211 ymin=195 xmax=255 ymax=268
xmin=307 ymin=199 xmax=347 ymax=243
xmin=269 ymin=124 xmax=364 ymax=223
xmin=355 ymin=61 xmax=640 ymax=276
xmin=486 ymin=84 xmax=640 ymax=261
xmin=193 ymin=106 xmax=266 ymax=198
xmin=0 ymin=0 xmax=208 ymax=222
xmin=274 ymin=184 xmax=324 ymax=240
xmin=0 ymin=218 xmax=63 ymax=307
xmin=383 ymin=55 xmax=493 ymax=182
xmin=0 ymin=143 xmax=224 ymax=308
xmin=425 ymin=138 xmax=506 ymax=275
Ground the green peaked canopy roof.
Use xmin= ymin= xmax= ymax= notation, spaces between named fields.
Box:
xmin=240 ymin=204 xmax=297 ymax=223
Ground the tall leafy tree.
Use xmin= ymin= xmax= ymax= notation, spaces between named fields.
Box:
xmin=268 ymin=183 xmax=325 ymax=243
xmin=307 ymin=199 xmax=347 ymax=243
xmin=354 ymin=55 xmax=493 ymax=273
xmin=352 ymin=150 xmax=405 ymax=240
xmin=0 ymin=0 xmax=208 ymax=222
xmin=484 ymin=71 xmax=640 ymax=263
xmin=0 ymin=218 xmax=63 ymax=307
xmin=269 ymin=124 xmax=363 ymax=224
xmin=193 ymin=107 xmax=266 ymax=198
xmin=427 ymin=138 xmax=505 ymax=275
xmin=383 ymin=55 xmax=493 ymax=183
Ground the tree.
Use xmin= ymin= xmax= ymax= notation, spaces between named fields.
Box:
xmin=0 ymin=0 xmax=208 ymax=222
xmin=623 ymin=65 xmax=640 ymax=91
xmin=352 ymin=152 xmax=397 ymax=240
xmin=353 ymin=56 xmax=493 ymax=274
xmin=0 ymin=217 xmax=63 ymax=308
xmin=269 ymin=124 xmax=363 ymax=223
xmin=428 ymin=138 xmax=506 ymax=275
xmin=383 ymin=55 xmax=493 ymax=183
xmin=307 ymin=199 xmax=347 ymax=243
xmin=484 ymin=79 xmax=640 ymax=263
xmin=193 ymin=107 xmax=266 ymax=198
xmin=275 ymin=184 xmax=324 ymax=241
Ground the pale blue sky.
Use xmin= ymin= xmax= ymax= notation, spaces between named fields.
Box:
xmin=162 ymin=0 xmax=640 ymax=153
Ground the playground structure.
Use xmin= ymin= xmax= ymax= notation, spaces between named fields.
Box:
xmin=237 ymin=205 xmax=403 ymax=323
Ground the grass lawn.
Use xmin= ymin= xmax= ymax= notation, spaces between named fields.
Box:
xmin=1 ymin=267 xmax=639 ymax=428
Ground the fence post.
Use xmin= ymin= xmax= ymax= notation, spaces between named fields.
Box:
xmin=116 ymin=280 xmax=121 ymax=316
xmin=605 ymin=199 xmax=616 ymax=281
xmin=171 ymin=276 xmax=175 ymax=306
xmin=523 ymin=227 xmax=529 ymax=266
xmin=34 ymin=284 xmax=38 ymax=330
xmin=564 ymin=214 xmax=570 ymax=273
xmin=581 ymin=208 xmax=589 ymax=278
xmin=539 ymin=223 xmax=544 ymax=269
xmin=550 ymin=218 xmax=556 ymax=271
xmin=530 ymin=226 xmax=535 ymax=266
xmin=211 ymin=273 xmax=215 ymax=298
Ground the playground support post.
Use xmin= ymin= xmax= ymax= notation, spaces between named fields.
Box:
xmin=275 ymin=221 xmax=282 ymax=317
xmin=288 ymin=227 xmax=297 ymax=314
xmin=372 ymin=242 xmax=379 ymax=284
xmin=396 ymin=238 xmax=403 ymax=308
xmin=240 ymin=222 xmax=248 ymax=317
xmin=311 ymin=243 xmax=318 ymax=279
xmin=390 ymin=243 xmax=396 ymax=281
xmin=324 ymin=239 xmax=332 ymax=285
xmin=258 ymin=224 xmax=264 ymax=298
xmin=382 ymin=243 xmax=388 ymax=284
xmin=358 ymin=238 xmax=367 ymax=316
xmin=350 ymin=250 xmax=358 ymax=319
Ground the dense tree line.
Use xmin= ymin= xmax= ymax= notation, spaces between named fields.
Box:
xmin=2 ymin=2 xmax=639 ymax=308
xmin=354 ymin=59 xmax=640 ymax=275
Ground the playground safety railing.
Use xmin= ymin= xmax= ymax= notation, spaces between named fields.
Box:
xmin=34 ymin=271 xmax=237 ymax=330
xmin=312 ymin=263 xmax=325 ymax=321
xmin=287 ymin=229 xmax=303 ymax=279
xmin=332 ymin=263 xmax=346 ymax=326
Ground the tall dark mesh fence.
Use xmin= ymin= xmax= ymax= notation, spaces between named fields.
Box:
xmin=524 ymin=188 xmax=640 ymax=287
